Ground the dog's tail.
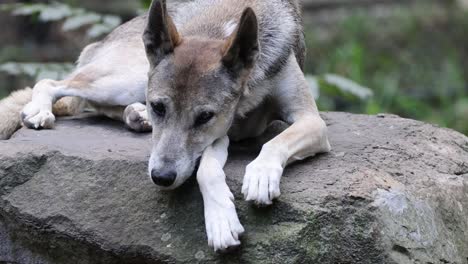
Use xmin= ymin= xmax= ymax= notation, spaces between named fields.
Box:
xmin=0 ymin=87 xmax=32 ymax=140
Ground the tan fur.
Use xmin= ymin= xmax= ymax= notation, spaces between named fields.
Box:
xmin=67 ymin=69 xmax=108 ymax=90
xmin=90 ymin=103 xmax=126 ymax=121
xmin=0 ymin=88 xmax=33 ymax=140
xmin=52 ymin=97 xmax=86 ymax=117
xmin=173 ymin=38 xmax=225 ymax=74
xmin=167 ymin=15 xmax=182 ymax=47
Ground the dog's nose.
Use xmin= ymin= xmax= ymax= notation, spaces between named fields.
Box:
xmin=151 ymin=169 xmax=177 ymax=187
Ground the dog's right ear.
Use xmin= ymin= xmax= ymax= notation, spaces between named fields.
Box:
xmin=222 ymin=8 xmax=259 ymax=74
xmin=143 ymin=0 xmax=181 ymax=68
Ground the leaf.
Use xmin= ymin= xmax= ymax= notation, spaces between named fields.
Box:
xmin=0 ymin=62 xmax=74 ymax=82
xmin=305 ymin=75 xmax=320 ymax=99
xmin=7 ymin=3 xmax=73 ymax=21
xmin=102 ymin=15 xmax=121 ymax=29
xmin=323 ymin=74 xmax=373 ymax=100
xmin=63 ymin=13 xmax=101 ymax=31
xmin=11 ymin=4 xmax=45 ymax=16
xmin=0 ymin=63 xmax=24 ymax=75
xmin=36 ymin=63 xmax=74 ymax=81
xmin=3 ymin=3 xmax=122 ymax=39
xmin=87 ymin=23 xmax=116 ymax=38
xmin=38 ymin=4 xmax=73 ymax=21
xmin=0 ymin=62 xmax=41 ymax=77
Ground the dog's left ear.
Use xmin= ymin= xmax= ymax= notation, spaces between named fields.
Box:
xmin=222 ymin=8 xmax=259 ymax=73
xmin=144 ymin=0 xmax=181 ymax=68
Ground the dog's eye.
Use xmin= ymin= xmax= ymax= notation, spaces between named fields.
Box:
xmin=195 ymin=111 xmax=215 ymax=127
xmin=151 ymin=102 xmax=166 ymax=117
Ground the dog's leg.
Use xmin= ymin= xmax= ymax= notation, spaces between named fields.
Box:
xmin=123 ymin=103 xmax=152 ymax=132
xmin=21 ymin=79 xmax=64 ymax=129
xmin=52 ymin=97 xmax=86 ymax=117
xmin=242 ymin=55 xmax=331 ymax=205
xmin=197 ymin=136 xmax=244 ymax=251
xmin=60 ymin=99 xmax=151 ymax=133
xmin=90 ymin=103 xmax=152 ymax=132
xmin=92 ymin=104 xmax=126 ymax=121
xmin=21 ymin=66 xmax=146 ymax=129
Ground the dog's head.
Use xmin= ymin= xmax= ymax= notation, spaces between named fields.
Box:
xmin=143 ymin=0 xmax=259 ymax=189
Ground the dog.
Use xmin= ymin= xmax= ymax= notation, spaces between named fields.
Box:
xmin=0 ymin=0 xmax=331 ymax=251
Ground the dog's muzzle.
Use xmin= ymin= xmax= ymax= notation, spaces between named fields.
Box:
xmin=151 ymin=169 xmax=177 ymax=187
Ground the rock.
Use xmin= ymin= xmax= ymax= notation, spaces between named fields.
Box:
xmin=0 ymin=112 xmax=467 ymax=264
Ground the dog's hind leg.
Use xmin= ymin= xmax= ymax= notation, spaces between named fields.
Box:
xmin=82 ymin=103 xmax=152 ymax=133
xmin=96 ymin=103 xmax=152 ymax=132
xmin=122 ymin=103 xmax=152 ymax=132
xmin=242 ymin=54 xmax=331 ymax=205
xmin=21 ymin=65 xmax=146 ymax=129
xmin=52 ymin=97 xmax=86 ymax=117
xmin=197 ymin=136 xmax=244 ymax=251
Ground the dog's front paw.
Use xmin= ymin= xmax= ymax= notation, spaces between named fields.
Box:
xmin=204 ymin=195 xmax=244 ymax=252
xmin=123 ymin=103 xmax=152 ymax=132
xmin=242 ymin=158 xmax=283 ymax=206
xmin=21 ymin=102 xmax=55 ymax=129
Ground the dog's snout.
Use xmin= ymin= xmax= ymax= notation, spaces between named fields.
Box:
xmin=151 ymin=169 xmax=177 ymax=187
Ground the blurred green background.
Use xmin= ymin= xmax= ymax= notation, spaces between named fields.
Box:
xmin=0 ymin=0 xmax=467 ymax=135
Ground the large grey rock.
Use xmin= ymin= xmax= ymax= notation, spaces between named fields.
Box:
xmin=0 ymin=112 xmax=467 ymax=264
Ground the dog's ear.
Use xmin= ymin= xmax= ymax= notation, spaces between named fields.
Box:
xmin=144 ymin=0 xmax=181 ymax=67
xmin=222 ymin=8 xmax=259 ymax=73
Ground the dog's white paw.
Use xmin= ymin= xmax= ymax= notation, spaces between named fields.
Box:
xmin=123 ymin=103 xmax=152 ymax=132
xmin=242 ymin=158 xmax=283 ymax=206
xmin=205 ymin=194 xmax=244 ymax=252
xmin=21 ymin=102 xmax=55 ymax=129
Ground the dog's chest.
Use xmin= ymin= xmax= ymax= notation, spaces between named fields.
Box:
xmin=229 ymin=94 xmax=276 ymax=142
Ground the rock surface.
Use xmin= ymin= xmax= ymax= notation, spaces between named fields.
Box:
xmin=0 ymin=112 xmax=467 ymax=264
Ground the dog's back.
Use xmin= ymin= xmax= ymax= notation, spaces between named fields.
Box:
xmin=82 ymin=0 xmax=304 ymax=82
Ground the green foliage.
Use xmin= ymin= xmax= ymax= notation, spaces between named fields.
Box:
xmin=141 ymin=0 xmax=152 ymax=9
xmin=0 ymin=2 xmax=121 ymax=38
xmin=306 ymin=74 xmax=373 ymax=111
xmin=0 ymin=2 xmax=123 ymax=96
xmin=0 ymin=62 xmax=74 ymax=82
xmin=304 ymin=4 xmax=468 ymax=135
